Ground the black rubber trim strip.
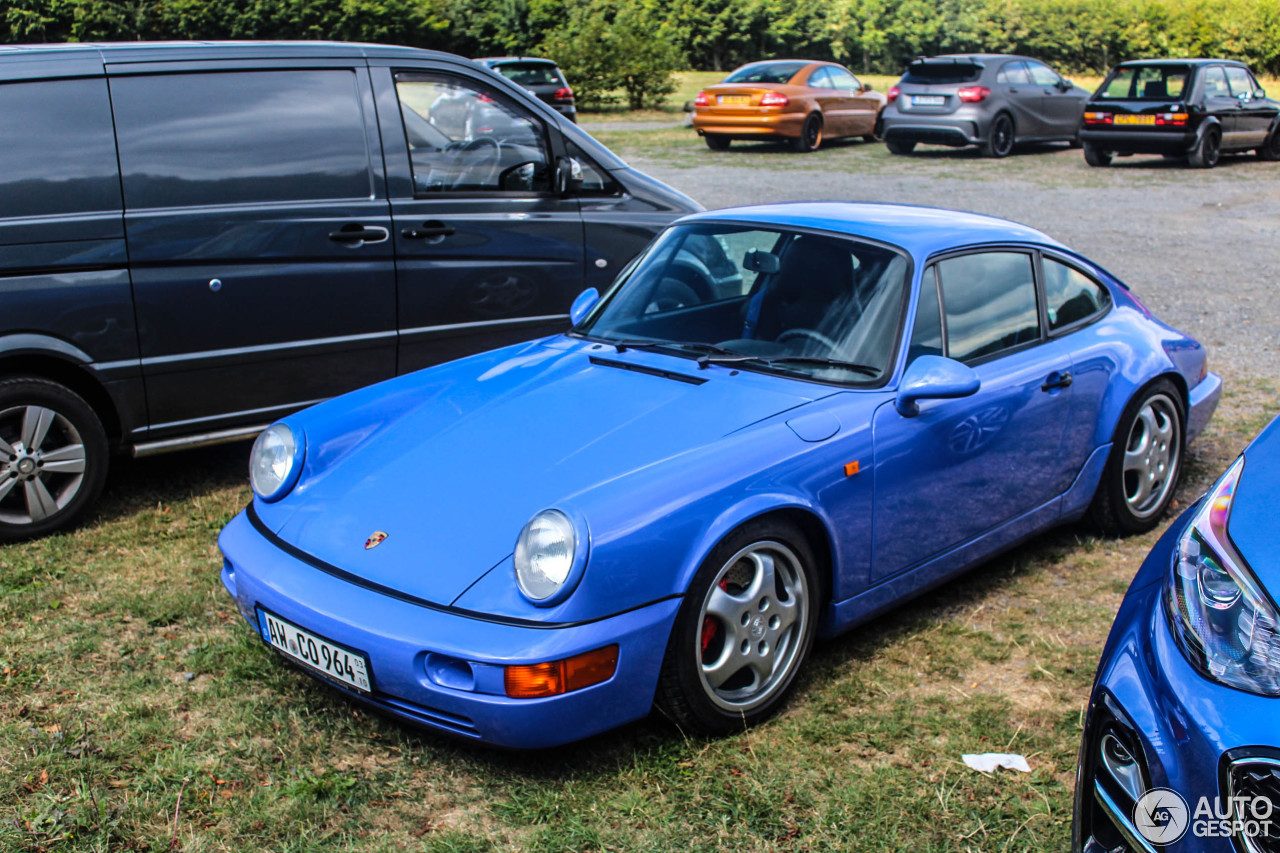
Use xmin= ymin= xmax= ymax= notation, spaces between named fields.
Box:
xmin=588 ymin=355 xmax=707 ymax=385
xmin=245 ymin=503 xmax=682 ymax=629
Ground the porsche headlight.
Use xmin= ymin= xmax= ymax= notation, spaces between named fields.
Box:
xmin=514 ymin=509 xmax=580 ymax=603
xmin=249 ymin=423 xmax=303 ymax=502
xmin=1166 ymin=456 xmax=1280 ymax=695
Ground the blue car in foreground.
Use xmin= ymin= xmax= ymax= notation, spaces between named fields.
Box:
xmin=1075 ymin=415 xmax=1280 ymax=853
xmin=218 ymin=202 xmax=1221 ymax=748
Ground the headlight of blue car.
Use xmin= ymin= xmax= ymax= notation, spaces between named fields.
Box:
xmin=514 ymin=509 xmax=587 ymax=605
xmin=1166 ymin=455 xmax=1280 ymax=695
xmin=249 ymin=423 xmax=304 ymax=502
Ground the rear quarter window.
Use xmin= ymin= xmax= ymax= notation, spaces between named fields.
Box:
xmin=0 ymin=77 xmax=121 ymax=219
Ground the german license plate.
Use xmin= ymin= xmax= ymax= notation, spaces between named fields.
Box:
xmin=719 ymin=95 xmax=751 ymax=105
xmin=912 ymin=95 xmax=946 ymax=106
xmin=1114 ymin=114 xmax=1156 ymax=125
xmin=258 ymin=609 xmax=372 ymax=693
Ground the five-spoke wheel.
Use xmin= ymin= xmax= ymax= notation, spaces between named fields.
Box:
xmin=658 ymin=520 xmax=818 ymax=734
xmin=1090 ymin=380 xmax=1184 ymax=535
xmin=0 ymin=378 xmax=108 ymax=542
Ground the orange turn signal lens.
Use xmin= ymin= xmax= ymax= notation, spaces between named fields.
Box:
xmin=504 ymin=645 xmax=619 ymax=699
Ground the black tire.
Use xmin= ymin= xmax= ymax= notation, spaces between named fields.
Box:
xmin=1068 ymin=134 xmax=1083 ymax=149
xmin=792 ymin=113 xmax=823 ymax=152
xmin=656 ymin=518 xmax=820 ymax=735
xmin=1083 ymin=142 xmax=1112 ymax=167
xmin=981 ymin=113 xmax=1015 ymax=158
xmin=1088 ymin=379 xmax=1184 ymax=536
xmin=704 ymin=134 xmax=731 ymax=151
xmin=1189 ymin=128 xmax=1221 ymax=168
xmin=885 ymin=138 xmax=916 ymax=155
xmin=0 ymin=377 xmax=109 ymax=542
xmin=1256 ymin=126 xmax=1280 ymax=161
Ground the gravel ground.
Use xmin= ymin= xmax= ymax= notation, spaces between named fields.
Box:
xmin=615 ymin=137 xmax=1280 ymax=382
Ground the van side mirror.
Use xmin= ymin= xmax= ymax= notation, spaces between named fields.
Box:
xmin=556 ymin=156 xmax=584 ymax=197
xmin=569 ymin=287 xmax=600 ymax=326
xmin=895 ymin=355 xmax=980 ymax=417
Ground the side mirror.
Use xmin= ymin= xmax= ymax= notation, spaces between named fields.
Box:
xmin=555 ymin=156 xmax=584 ymax=197
xmin=1258 ymin=88 xmax=1267 ymax=99
xmin=895 ymin=355 xmax=980 ymax=417
xmin=569 ymin=287 xmax=600 ymax=326
xmin=864 ymin=83 xmax=875 ymax=92
xmin=1058 ymin=78 xmax=1073 ymax=91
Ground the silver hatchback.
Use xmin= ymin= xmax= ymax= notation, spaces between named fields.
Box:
xmin=881 ymin=54 xmax=1090 ymax=157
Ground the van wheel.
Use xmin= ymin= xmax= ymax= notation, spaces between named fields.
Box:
xmin=1189 ymin=128 xmax=1221 ymax=168
xmin=1083 ymin=143 xmax=1112 ymax=167
xmin=656 ymin=519 xmax=819 ymax=735
xmin=0 ymin=377 xmax=109 ymax=542
xmin=1089 ymin=380 xmax=1183 ymax=536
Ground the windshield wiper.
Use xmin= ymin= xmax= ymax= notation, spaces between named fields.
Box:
xmin=696 ymin=353 xmax=880 ymax=377
xmin=601 ymin=339 xmax=737 ymax=357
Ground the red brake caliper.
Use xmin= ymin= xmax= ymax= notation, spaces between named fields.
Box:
xmin=700 ymin=579 xmax=730 ymax=654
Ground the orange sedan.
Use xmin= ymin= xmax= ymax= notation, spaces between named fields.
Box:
xmin=693 ymin=60 xmax=887 ymax=152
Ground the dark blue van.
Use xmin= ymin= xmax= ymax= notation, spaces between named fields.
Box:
xmin=0 ymin=41 xmax=700 ymax=540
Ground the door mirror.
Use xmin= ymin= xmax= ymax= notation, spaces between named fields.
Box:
xmin=1258 ymin=88 xmax=1267 ymax=99
xmin=895 ymin=355 xmax=981 ymax=417
xmin=863 ymin=83 xmax=874 ymax=92
xmin=569 ymin=287 xmax=600 ymax=326
xmin=555 ymin=156 xmax=584 ymax=197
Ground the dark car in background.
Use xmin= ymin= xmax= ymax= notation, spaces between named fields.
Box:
xmin=476 ymin=56 xmax=576 ymax=122
xmin=881 ymin=54 xmax=1090 ymax=157
xmin=1080 ymin=58 xmax=1280 ymax=168
xmin=0 ymin=41 xmax=698 ymax=541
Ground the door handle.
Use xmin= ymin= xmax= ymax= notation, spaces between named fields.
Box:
xmin=401 ymin=221 xmax=456 ymax=241
xmin=1041 ymin=371 xmax=1073 ymax=392
xmin=328 ymin=224 xmax=389 ymax=246
xmin=1009 ymin=87 xmax=1020 ymax=93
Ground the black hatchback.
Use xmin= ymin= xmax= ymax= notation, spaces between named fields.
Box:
xmin=1080 ymin=58 xmax=1280 ymax=167
xmin=476 ymin=57 xmax=577 ymax=122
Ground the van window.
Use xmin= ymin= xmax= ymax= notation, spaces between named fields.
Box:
xmin=0 ymin=78 xmax=121 ymax=219
xmin=112 ymin=70 xmax=373 ymax=209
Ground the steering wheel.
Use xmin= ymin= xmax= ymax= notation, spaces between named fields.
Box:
xmin=451 ymin=136 xmax=503 ymax=189
xmin=776 ymin=328 xmax=840 ymax=355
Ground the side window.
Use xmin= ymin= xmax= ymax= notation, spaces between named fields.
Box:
xmin=394 ymin=72 xmax=551 ymax=194
xmin=997 ymin=62 xmax=1031 ymax=85
xmin=1044 ymin=257 xmax=1110 ymax=331
xmin=564 ymin=140 xmax=619 ymax=195
xmin=807 ymin=67 xmax=834 ymax=89
xmin=0 ymin=77 xmax=121 ymax=219
xmin=1027 ymin=62 xmax=1062 ymax=87
xmin=830 ymin=68 xmax=861 ymax=90
xmin=112 ymin=70 xmax=372 ymax=209
xmin=1202 ymin=66 xmax=1230 ymax=98
xmin=1226 ymin=66 xmax=1256 ymax=98
xmin=908 ymin=269 xmax=943 ymax=363
xmin=937 ymin=252 xmax=1039 ymax=363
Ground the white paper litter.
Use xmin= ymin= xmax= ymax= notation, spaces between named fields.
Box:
xmin=962 ymin=753 xmax=1031 ymax=773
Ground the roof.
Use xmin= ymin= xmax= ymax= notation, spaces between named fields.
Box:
xmin=1114 ymin=57 xmax=1245 ymax=66
xmin=0 ymin=40 xmax=460 ymax=63
xmin=476 ymin=56 xmax=558 ymax=66
xmin=678 ymin=202 xmax=1065 ymax=259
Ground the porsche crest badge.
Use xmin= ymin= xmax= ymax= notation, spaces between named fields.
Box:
xmin=364 ymin=531 xmax=388 ymax=550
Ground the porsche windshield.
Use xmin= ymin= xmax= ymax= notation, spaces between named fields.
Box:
xmin=575 ymin=224 xmax=910 ymax=384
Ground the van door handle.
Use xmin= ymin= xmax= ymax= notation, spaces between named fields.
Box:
xmin=328 ymin=224 xmax=389 ymax=246
xmin=1041 ymin=371 xmax=1073 ymax=392
xmin=401 ymin=221 xmax=456 ymax=241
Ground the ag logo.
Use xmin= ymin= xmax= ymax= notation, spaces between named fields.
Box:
xmin=1133 ymin=787 xmax=1190 ymax=845
xmin=364 ymin=531 xmax=388 ymax=550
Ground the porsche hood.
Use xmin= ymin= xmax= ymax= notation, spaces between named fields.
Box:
xmin=261 ymin=339 xmax=827 ymax=605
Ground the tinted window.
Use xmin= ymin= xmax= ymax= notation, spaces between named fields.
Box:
xmin=908 ymin=269 xmax=943 ymax=362
xmin=903 ymin=62 xmax=982 ymax=85
xmin=724 ymin=62 xmax=807 ymax=84
xmin=937 ymin=252 xmax=1039 ymax=363
xmin=395 ymin=73 xmax=551 ymax=194
xmin=1044 ymin=258 xmax=1109 ymax=330
xmin=1099 ymin=65 xmax=1189 ymax=99
xmin=996 ymin=62 xmax=1031 ymax=85
xmin=492 ymin=63 xmax=563 ymax=87
xmin=807 ymin=67 xmax=833 ymax=89
xmin=113 ymin=70 xmax=371 ymax=209
xmin=1027 ymin=62 xmax=1061 ymax=86
xmin=0 ymin=78 xmax=121 ymax=219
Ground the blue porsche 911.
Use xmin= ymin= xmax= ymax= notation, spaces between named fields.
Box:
xmin=1075 ymin=414 xmax=1280 ymax=853
xmin=218 ymin=203 xmax=1221 ymax=748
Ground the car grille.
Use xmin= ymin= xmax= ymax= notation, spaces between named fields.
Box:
xmin=1229 ymin=760 xmax=1280 ymax=853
